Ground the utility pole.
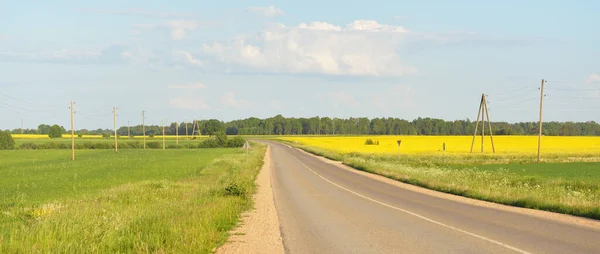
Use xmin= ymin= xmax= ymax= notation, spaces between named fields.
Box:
xmin=162 ymin=120 xmax=165 ymax=150
xmin=481 ymin=95 xmax=485 ymax=153
xmin=113 ymin=107 xmax=118 ymax=152
xmin=185 ymin=122 xmax=188 ymax=140
xmin=538 ymin=79 xmax=545 ymax=164
xmin=142 ymin=111 xmax=146 ymax=149
xmin=176 ymin=121 xmax=179 ymax=145
xmin=483 ymin=95 xmax=496 ymax=153
xmin=470 ymin=96 xmax=483 ymax=153
xmin=70 ymin=101 xmax=75 ymax=161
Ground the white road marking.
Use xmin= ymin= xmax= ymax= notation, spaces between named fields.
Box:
xmin=290 ymin=154 xmax=531 ymax=254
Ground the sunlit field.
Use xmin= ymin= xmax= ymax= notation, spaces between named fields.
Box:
xmin=0 ymin=146 xmax=266 ymax=252
xmin=278 ymin=135 xmax=600 ymax=155
xmin=11 ymin=134 xmax=208 ymax=139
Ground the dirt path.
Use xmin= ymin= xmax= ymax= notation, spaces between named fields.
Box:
xmin=216 ymin=146 xmax=284 ymax=254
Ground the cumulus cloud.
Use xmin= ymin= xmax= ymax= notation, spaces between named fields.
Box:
xmin=168 ymin=98 xmax=210 ymax=110
xmin=247 ymin=6 xmax=284 ymax=17
xmin=168 ymin=82 xmax=206 ymax=89
xmin=201 ymin=20 xmax=415 ymax=76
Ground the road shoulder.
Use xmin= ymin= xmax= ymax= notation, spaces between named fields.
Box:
xmin=216 ymin=146 xmax=284 ymax=254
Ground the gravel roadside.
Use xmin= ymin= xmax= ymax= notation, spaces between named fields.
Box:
xmin=216 ymin=146 xmax=284 ymax=254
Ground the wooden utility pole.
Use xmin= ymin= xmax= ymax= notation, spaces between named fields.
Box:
xmin=470 ymin=96 xmax=483 ymax=153
xmin=70 ymin=101 xmax=75 ymax=161
xmin=481 ymin=98 xmax=485 ymax=153
xmin=142 ymin=111 xmax=146 ymax=149
xmin=162 ymin=120 xmax=166 ymax=150
xmin=538 ymin=79 xmax=545 ymax=164
xmin=470 ymin=94 xmax=496 ymax=153
xmin=483 ymin=95 xmax=496 ymax=153
xmin=113 ymin=107 xmax=118 ymax=152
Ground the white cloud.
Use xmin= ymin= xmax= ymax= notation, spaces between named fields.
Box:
xmin=168 ymin=83 xmax=206 ymax=89
xmin=346 ymin=20 xmax=408 ymax=32
xmin=173 ymin=50 xmax=202 ymax=66
xmin=201 ymin=20 xmax=415 ymax=76
xmin=247 ymin=6 xmax=284 ymax=17
xmin=168 ymin=98 xmax=210 ymax=110
xmin=166 ymin=20 xmax=200 ymax=40
xmin=298 ymin=22 xmax=341 ymax=31
xmin=220 ymin=92 xmax=254 ymax=109
xmin=78 ymin=8 xmax=193 ymax=18
xmin=133 ymin=20 xmax=201 ymax=40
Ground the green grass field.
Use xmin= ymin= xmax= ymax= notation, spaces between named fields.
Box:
xmin=14 ymin=137 xmax=207 ymax=145
xmin=284 ymin=142 xmax=600 ymax=220
xmin=0 ymin=146 xmax=265 ymax=253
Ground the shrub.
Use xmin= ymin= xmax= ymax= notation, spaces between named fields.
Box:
xmin=78 ymin=133 xmax=83 ymax=138
xmin=101 ymin=133 xmax=111 ymax=138
xmin=19 ymin=142 xmax=38 ymax=150
xmin=147 ymin=142 xmax=161 ymax=149
xmin=364 ymin=139 xmax=379 ymax=145
xmin=0 ymin=130 xmax=15 ymax=150
xmin=215 ymin=131 xmax=227 ymax=147
xmin=149 ymin=133 xmax=155 ymax=138
xmin=199 ymin=139 xmax=219 ymax=148
xmin=227 ymin=136 xmax=246 ymax=148
xmin=223 ymin=181 xmax=247 ymax=197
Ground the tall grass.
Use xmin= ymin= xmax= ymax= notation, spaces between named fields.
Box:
xmin=282 ymin=141 xmax=600 ymax=220
xmin=0 ymin=146 xmax=265 ymax=253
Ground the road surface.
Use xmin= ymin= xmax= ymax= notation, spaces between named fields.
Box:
xmin=263 ymin=141 xmax=600 ymax=254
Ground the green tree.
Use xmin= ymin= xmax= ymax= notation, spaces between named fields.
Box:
xmin=48 ymin=125 xmax=63 ymax=138
xmin=0 ymin=130 xmax=15 ymax=150
xmin=203 ymin=119 xmax=225 ymax=136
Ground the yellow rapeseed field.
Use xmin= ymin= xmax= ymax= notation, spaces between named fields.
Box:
xmin=278 ymin=136 xmax=600 ymax=155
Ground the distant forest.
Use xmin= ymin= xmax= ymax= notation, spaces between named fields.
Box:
xmin=10 ymin=115 xmax=600 ymax=136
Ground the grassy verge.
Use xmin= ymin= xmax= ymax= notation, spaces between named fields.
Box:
xmin=279 ymin=140 xmax=600 ymax=220
xmin=0 ymin=145 xmax=265 ymax=253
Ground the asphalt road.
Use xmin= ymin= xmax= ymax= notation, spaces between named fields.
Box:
xmin=263 ymin=141 xmax=600 ymax=254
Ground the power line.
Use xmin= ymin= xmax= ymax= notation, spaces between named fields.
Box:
xmin=0 ymin=100 xmax=63 ymax=113
xmin=488 ymin=96 xmax=538 ymax=104
xmin=545 ymin=87 xmax=600 ymax=92
xmin=488 ymin=86 xmax=538 ymax=96
xmin=0 ymin=92 xmax=64 ymax=107
xmin=545 ymin=80 xmax=600 ymax=84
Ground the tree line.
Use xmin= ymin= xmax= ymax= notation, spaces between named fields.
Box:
xmin=7 ymin=115 xmax=600 ymax=136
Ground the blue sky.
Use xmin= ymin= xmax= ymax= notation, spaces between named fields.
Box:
xmin=1 ymin=0 xmax=599 ymax=130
